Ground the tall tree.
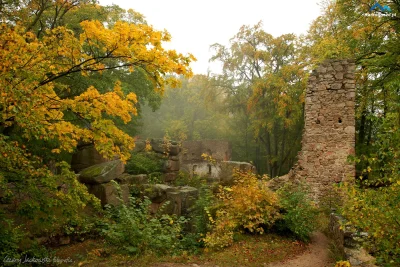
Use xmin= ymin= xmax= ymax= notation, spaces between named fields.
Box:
xmin=0 ymin=1 xmax=194 ymax=238
xmin=210 ymin=22 xmax=305 ymax=176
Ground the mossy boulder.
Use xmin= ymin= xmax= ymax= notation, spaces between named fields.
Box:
xmin=78 ymin=160 xmax=125 ymax=184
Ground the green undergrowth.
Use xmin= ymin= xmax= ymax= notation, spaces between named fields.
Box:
xmin=125 ymin=152 xmax=165 ymax=175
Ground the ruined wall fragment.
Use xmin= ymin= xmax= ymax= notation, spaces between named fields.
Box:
xmin=290 ymin=59 xmax=356 ymax=199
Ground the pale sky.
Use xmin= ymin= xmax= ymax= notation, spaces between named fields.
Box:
xmin=98 ymin=0 xmax=324 ymax=74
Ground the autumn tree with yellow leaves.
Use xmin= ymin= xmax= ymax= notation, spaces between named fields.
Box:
xmin=0 ymin=0 xmax=194 ymax=252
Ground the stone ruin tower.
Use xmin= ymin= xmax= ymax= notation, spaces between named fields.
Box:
xmin=289 ymin=59 xmax=356 ymax=200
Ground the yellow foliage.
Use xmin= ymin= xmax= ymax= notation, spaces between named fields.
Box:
xmin=335 ymin=260 xmax=351 ymax=267
xmin=0 ymin=18 xmax=193 ymax=162
xmin=0 ymin=1 xmax=193 ymax=248
xmin=204 ymin=170 xmax=280 ymax=248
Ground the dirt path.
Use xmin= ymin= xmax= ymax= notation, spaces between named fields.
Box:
xmin=265 ymin=232 xmax=333 ymax=267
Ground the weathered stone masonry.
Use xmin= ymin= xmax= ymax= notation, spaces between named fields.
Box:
xmin=289 ymin=59 xmax=356 ymax=200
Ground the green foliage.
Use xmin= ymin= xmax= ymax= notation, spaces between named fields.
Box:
xmin=0 ymin=210 xmax=53 ymax=266
xmin=0 ymin=212 xmax=23 ymax=262
xmin=181 ymin=185 xmax=216 ymax=252
xmin=102 ymin=197 xmax=187 ymax=256
xmin=276 ymin=183 xmax=319 ymax=242
xmin=305 ymin=1 xmax=400 ymax=265
xmin=204 ymin=170 xmax=280 ymax=248
xmin=341 ymin=111 xmax=400 ymax=265
xmin=210 ymin=22 xmax=305 ymax=177
xmin=125 ymin=152 xmax=165 ymax=175
xmin=318 ymin=184 xmax=344 ymax=216
xmin=173 ymin=172 xmax=207 ymax=188
xmin=0 ymin=141 xmax=100 ymax=236
xmin=342 ymin=181 xmax=400 ymax=265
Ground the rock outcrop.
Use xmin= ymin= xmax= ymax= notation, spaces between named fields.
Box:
xmin=78 ymin=160 xmax=125 ymax=184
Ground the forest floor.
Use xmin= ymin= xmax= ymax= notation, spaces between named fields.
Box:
xmin=55 ymin=232 xmax=334 ymax=267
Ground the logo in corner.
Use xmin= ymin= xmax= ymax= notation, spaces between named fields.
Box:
xmin=370 ymin=2 xmax=392 ymax=12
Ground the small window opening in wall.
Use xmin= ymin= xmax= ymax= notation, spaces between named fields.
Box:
xmin=193 ymin=165 xmax=197 ymax=172
xmin=316 ymin=119 xmax=320 ymax=124
xmin=338 ymin=117 xmax=342 ymax=123
xmin=207 ymin=164 xmax=212 ymax=175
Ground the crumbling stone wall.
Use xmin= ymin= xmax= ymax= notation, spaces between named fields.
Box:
xmin=181 ymin=140 xmax=232 ymax=163
xmin=180 ymin=140 xmax=232 ymax=178
xmin=289 ymin=59 xmax=356 ymax=200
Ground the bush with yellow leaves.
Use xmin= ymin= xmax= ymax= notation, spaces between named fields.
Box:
xmin=335 ymin=260 xmax=351 ymax=267
xmin=203 ymin=170 xmax=280 ymax=248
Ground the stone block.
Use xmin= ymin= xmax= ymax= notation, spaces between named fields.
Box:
xmin=331 ymin=83 xmax=343 ymax=90
xmin=165 ymin=159 xmax=180 ymax=171
xmin=115 ymin=173 xmax=148 ymax=185
xmin=150 ymin=139 xmax=180 ymax=156
xmin=71 ymin=145 xmax=108 ymax=172
xmin=79 ymin=160 xmax=125 ymax=184
xmin=133 ymin=140 xmax=146 ymax=152
xmin=142 ymin=184 xmax=171 ymax=203
xmin=146 ymin=186 xmax=198 ymax=216
xmin=162 ymin=172 xmax=177 ymax=182
xmin=178 ymin=186 xmax=199 ymax=215
xmin=88 ymin=182 xmax=129 ymax=207
xmin=335 ymin=72 xmax=344 ymax=80
xmin=345 ymin=83 xmax=356 ymax=89
xmin=334 ymin=64 xmax=344 ymax=71
xmin=165 ymin=191 xmax=182 ymax=216
xmin=219 ymin=161 xmax=256 ymax=185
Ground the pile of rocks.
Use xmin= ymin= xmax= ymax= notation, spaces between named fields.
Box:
xmin=74 ymin=141 xmax=199 ymax=217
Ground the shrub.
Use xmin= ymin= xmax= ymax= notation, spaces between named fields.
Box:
xmin=125 ymin=152 xmax=164 ymax=175
xmin=173 ymin=171 xmax=207 ymax=188
xmin=180 ymin=184 xmax=216 ymax=252
xmin=204 ymin=170 xmax=280 ymax=248
xmin=335 ymin=261 xmax=351 ymax=267
xmin=276 ymin=182 xmax=319 ymax=241
xmin=341 ymin=181 xmax=400 ymax=265
xmin=0 ymin=212 xmax=23 ymax=263
xmin=0 ymin=211 xmax=53 ymax=266
xmin=102 ymin=197 xmax=186 ymax=256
